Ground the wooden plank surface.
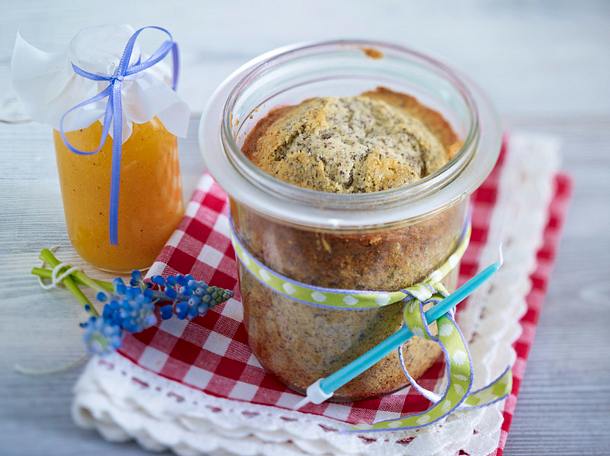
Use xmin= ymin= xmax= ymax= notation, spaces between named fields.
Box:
xmin=1 ymin=1 xmax=609 ymax=455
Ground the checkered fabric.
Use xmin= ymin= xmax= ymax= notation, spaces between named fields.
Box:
xmin=116 ymin=141 xmax=571 ymax=454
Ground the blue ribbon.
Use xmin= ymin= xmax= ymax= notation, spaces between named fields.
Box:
xmin=59 ymin=26 xmax=180 ymax=245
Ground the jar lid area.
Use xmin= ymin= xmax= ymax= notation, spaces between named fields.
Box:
xmin=200 ymin=40 xmax=501 ymax=230
xmin=70 ymin=24 xmax=140 ymax=74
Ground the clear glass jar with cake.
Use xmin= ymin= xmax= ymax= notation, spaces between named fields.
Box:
xmin=201 ymin=40 xmax=501 ymax=401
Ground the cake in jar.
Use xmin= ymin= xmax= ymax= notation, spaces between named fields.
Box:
xmin=233 ymin=87 xmax=465 ymax=401
xmin=248 ymin=88 xmax=459 ymax=193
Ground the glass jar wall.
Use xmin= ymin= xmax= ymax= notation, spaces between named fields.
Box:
xmin=232 ymin=197 xmax=466 ymax=400
xmin=53 ymin=118 xmax=184 ymax=272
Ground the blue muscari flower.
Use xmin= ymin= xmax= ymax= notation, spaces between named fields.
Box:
xmin=179 ymin=285 xmax=192 ymax=297
xmin=118 ymin=290 xmax=156 ymax=333
xmin=82 ymin=316 xmax=123 ymax=356
xmin=118 ymin=295 xmax=157 ymax=333
xmin=102 ymin=299 xmax=121 ymax=326
xmin=152 ymin=275 xmax=166 ymax=286
xmin=113 ymin=277 xmax=127 ymax=295
xmin=160 ymin=304 xmax=174 ymax=320
xmin=96 ymin=281 xmax=157 ymax=335
xmin=166 ymin=280 xmax=233 ymax=321
xmin=204 ymin=285 xmax=234 ymax=307
xmin=130 ymin=269 xmax=143 ymax=286
xmin=80 ymin=268 xmax=235 ymax=355
xmin=175 ymin=300 xmax=189 ymax=320
xmin=165 ymin=286 xmax=178 ymax=299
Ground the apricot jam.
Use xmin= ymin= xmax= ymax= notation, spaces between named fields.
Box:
xmin=53 ymin=118 xmax=184 ymax=272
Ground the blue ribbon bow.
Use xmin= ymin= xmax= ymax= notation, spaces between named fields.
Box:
xmin=59 ymin=26 xmax=180 ymax=245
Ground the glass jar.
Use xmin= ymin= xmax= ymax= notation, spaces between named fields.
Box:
xmin=53 ymin=118 xmax=184 ymax=272
xmin=50 ymin=25 xmax=185 ymax=272
xmin=201 ymin=40 xmax=501 ymax=401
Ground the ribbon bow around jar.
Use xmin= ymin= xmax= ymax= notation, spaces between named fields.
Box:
xmin=349 ymin=284 xmax=512 ymax=432
xmin=231 ymin=217 xmax=513 ymax=432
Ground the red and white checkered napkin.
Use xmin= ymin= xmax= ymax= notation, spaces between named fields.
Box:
xmin=107 ymin=140 xmax=571 ymax=455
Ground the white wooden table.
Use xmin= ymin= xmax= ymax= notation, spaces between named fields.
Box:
xmin=1 ymin=1 xmax=609 ymax=455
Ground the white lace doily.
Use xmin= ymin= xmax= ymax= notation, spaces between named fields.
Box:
xmin=72 ymin=133 xmax=561 ymax=456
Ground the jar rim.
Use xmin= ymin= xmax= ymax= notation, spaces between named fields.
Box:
xmin=200 ymin=40 xmax=501 ymax=229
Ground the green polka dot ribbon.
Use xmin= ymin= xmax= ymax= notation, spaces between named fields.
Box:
xmin=230 ymin=221 xmax=471 ymax=310
xmin=230 ymin=219 xmax=512 ymax=431
xmin=351 ymin=299 xmax=512 ymax=432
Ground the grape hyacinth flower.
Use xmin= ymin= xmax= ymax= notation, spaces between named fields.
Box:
xmin=32 ymin=248 xmax=234 ymax=357
xmin=98 ymin=277 xmax=157 ymax=333
xmin=152 ymin=274 xmax=233 ymax=321
xmin=81 ymin=316 xmax=123 ymax=356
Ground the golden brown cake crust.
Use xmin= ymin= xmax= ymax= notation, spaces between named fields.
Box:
xmin=362 ymin=87 xmax=462 ymax=157
xmin=243 ymin=87 xmax=461 ymax=193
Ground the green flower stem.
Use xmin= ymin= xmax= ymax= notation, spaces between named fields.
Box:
xmin=31 ymin=267 xmax=111 ymax=292
xmin=38 ymin=249 xmax=113 ymax=293
xmin=73 ymin=270 xmax=113 ymax=293
xmin=37 ymin=249 xmax=99 ymax=317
